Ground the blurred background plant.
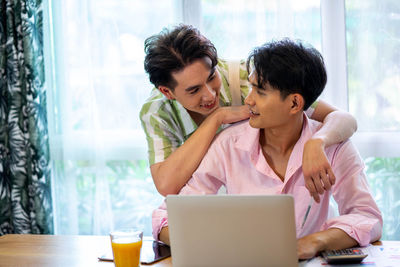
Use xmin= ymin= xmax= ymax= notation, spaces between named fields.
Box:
xmin=54 ymin=160 xmax=162 ymax=236
xmin=365 ymin=157 xmax=400 ymax=240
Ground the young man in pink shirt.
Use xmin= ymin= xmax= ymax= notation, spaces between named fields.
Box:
xmin=152 ymin=39 xmax=382 ymax=259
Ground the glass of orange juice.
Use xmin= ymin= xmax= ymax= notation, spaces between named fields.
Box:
xmin=110 ymin=229 xmax=143 ymax=267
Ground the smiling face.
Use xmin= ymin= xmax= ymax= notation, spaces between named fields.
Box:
xmin=158 ymin=57 xmax=221 ymax=120
xmin=244 ymin=71 xmax=293 ymax=130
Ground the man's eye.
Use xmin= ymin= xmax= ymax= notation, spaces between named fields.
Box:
xmin=190 ymin=88 xmax=200 ymax=94
xmin=257 ymin=89 xmax=265 ymax=95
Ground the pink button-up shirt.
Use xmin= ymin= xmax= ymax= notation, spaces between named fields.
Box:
xmin=152 ymin=115 xmax=382 ymax=246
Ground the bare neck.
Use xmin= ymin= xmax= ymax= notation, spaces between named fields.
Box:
xmin=259 ymin=114 xmax=304 ymax=180
xmin=261 ymin=115 xmax=303 ymax=153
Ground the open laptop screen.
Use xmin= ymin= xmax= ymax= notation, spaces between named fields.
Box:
xmin=167 ymin=194 xmax=298 ymax=267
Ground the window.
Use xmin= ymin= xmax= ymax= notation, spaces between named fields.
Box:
xmin=346 ymin=1 xmax=400 ymax=132
xmin=44 ymin=0 xmax=400 ymax=239
xmin=202 ymin=0 xmax=321 ymax=59
xmin=345 ymin=0 xmax=400 ymax=239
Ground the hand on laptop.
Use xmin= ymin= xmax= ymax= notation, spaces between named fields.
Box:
xmin=302 ymin=138 xmax=336 ymax=203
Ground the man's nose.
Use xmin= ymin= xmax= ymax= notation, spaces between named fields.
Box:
xmin=244 ymin=89 xmax=254 ymax=106
xmin=202 ymin=84 xmax=216 ymax=100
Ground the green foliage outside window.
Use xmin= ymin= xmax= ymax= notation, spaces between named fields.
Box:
xmin=365 ymin=157 xmax=400 ymax=240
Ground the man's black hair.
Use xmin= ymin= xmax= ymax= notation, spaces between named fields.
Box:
xmin=246 ymin=39 xmax=327 ymax=110
xmin=144 ymin=24 xmax=218 ymax=90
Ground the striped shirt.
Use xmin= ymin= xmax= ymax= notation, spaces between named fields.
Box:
xmin=140 ymin=59 xmax=316 ymax=165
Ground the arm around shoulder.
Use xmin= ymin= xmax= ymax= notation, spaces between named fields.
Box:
xmin=302 ymin=100 xmax=358 ymax=202
xmin=309 ymin=100 xmax=357 ymax=146
xmin=150 ymin=106 xmax=249 ymax=196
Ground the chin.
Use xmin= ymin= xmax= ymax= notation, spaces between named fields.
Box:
xmin=203 ymin=105 xmax=219 ymax=115
xmin=248 ymin=119 xmax=259 ymax=129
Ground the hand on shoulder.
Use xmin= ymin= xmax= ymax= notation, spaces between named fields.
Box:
xmin=212 ymin=105 xmax=250 ymax=125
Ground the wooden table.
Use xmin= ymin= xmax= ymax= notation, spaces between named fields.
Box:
xmin=0 ymin=234 xmax=171 ymax=267
xmin=0 ymin=234 xmax=398 ymax=267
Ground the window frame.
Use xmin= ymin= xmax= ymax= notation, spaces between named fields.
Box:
xmin=321 ymin=0 xmax=400 ymax=158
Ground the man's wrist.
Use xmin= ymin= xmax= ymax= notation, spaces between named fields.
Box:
xmin=309 ymin=231 xmax=328 ymax=252
xmin=306 ymin=137 xmax=326 ymax=148
xmin=206 ymin=108 xmax=224 ymax=127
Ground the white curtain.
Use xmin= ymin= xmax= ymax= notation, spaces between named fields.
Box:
xmin=45 ymin=0 xmax=169 ymax=235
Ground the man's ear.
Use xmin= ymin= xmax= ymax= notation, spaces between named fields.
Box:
xmin=289 ymin=94 xmax=305 ymax=114
xmin=158 ymin=86 xmax=175 ymax=100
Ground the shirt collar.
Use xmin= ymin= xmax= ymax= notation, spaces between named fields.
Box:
xmin=234 ymin=113 xmax=315 ymax=176
xmin=234 ymin=123 xmax=261 ymax=153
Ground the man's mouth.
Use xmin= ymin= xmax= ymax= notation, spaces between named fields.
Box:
xmin=202 ymin=99 xmax=216 ymax=109
xmin=250 ymin=109 xmax=260 ymax=116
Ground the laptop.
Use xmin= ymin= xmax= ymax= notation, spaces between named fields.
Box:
xmin=166 ymin=194 xmax=298 ymax=267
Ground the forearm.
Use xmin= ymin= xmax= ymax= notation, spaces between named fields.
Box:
xmin=310 ymin=228 xmax=358 ymax=251
xmin=298 ymin=228 xmax=358 ymax=259
xmin=151 ymin=111 xmax=223 ymax=196
xmin=312 ymin=110 xmax=357 ymax=147
xmin=159 ymin=226 xmax=170 ymax=245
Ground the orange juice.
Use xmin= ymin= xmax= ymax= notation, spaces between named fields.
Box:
xmin=112 ymin=237 xmax=143 ymax=267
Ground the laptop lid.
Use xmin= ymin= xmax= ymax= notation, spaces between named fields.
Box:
xmin=166 ymin=195 xmax=298 ymax=267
